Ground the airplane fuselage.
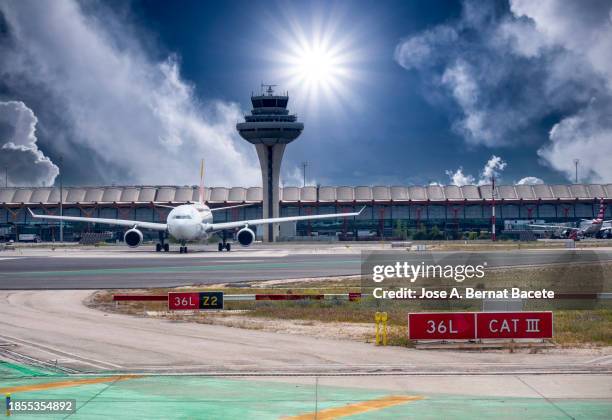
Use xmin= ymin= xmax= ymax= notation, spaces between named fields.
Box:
xmin=578 ymin=219 xmax=603 ymax=236
xmin=166 ymin=203 xmax=214 ymax=242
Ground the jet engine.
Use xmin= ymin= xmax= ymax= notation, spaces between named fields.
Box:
xmin=124 ymin=228 xmax=143 ymax=248
xmin=237 ymin=227 xmax=255 ymax=247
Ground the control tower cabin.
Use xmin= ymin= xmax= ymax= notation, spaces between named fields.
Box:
xmin=236 ymin=85 xmax=304 ymax=242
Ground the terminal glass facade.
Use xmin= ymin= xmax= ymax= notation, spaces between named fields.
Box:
xmin=1 ymin=184 xmax=611 ymax=241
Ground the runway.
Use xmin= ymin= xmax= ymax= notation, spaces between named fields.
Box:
xmin=1 ymin=245 xmax=612 ymax=289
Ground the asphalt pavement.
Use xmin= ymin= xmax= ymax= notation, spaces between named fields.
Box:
xmin=1 ymin=245 xmax=612 ymax=289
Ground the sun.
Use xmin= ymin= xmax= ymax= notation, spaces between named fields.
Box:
xmin=279 ymin=34 xmax=353 ymax=101
xmin=288 ymin=42 xmax=343 ymax=87
xmin=266 ymin=12 xmax=364 ymax=115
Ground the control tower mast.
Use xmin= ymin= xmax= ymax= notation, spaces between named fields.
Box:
xmin=236 ymin=85 xmax=304 ymax=242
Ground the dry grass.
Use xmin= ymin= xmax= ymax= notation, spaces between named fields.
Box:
xmin=553 ymin=310 xmax=612 ymax=347
xmin=88 ymin=263 xmax=612 ymax=347
xmin=426 ymin=240 xmax=612 ymax=251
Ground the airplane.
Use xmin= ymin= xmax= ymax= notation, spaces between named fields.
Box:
xmin=28 ymin=161 xmax=365 ymax=253
xmin=528 ymin=198 xmax=611 ymax=239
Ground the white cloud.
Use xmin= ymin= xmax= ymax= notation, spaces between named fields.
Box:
xmin=395 ymin=0 xmax=612 ymax=182
xmin=508 ymin=0 xmax=612 ymax=183
xmin=0 ymin=101 xmax=59 ymax=186
xmin=447 ymin=155 xmax=507 ymax=186
xmin=281 ymin=165 xmax=318 ymax=188
xmin=538 ymin=100 xmax=612 ymax=182
xmin=516 ymin=176 xmax=544 ymax=185
xmin=481 ymin=155 xmax=507 ymax=181
xmin=0 ymin=1 xmax=259 ymax=186
xmin=440 ymin=60 xmax=500 ymax=145
xmin=509 ymin=0 xmax=612 ymax=82
xmin=394 ymin=26 xmax=458 ymax=70
xmin=445 ymin=167 xmax=475 ymax=187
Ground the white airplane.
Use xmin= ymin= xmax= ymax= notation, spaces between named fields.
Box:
xmin=28 ymin=162 xmax=364 ymax=253
xmin=529 ymin=198 xmax=611 ymax=239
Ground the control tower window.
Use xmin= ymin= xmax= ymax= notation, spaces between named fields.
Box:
xmin=252 ymin=99 xmax=263 ymax=107
xmin=262 ymin=99 xmax=276 ymax=107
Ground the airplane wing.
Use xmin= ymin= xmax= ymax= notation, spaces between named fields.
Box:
xmin=528 ymin=224 xmax=577 ymax=230
xmin=208 ymin=207 xmax=365 ymax=232
xmin=27 ymin=208 xmax=167 ymax=231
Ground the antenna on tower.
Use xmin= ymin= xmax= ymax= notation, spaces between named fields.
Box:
xmin=260 ymin=83 xmax=277 ymax=96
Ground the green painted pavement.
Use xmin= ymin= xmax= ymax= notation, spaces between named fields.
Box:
xmin=0 ymin=361 xmax=60 ymax=379
xmin=346 ymin=395 xmax=612 ymax=419
xmin=5 ymin=259 xmax=360 ymax=277
xmin=2 ymin=373 xmax=611 ymax=419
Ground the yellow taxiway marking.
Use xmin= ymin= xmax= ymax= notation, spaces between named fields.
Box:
xmin=284 ymin=394 xmax=424 ymax=419
xmin=0 ymin=375 xmax=141 ymax=394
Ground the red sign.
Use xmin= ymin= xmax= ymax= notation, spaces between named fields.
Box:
xmin=408 ymin=311 xmax=553 ymax=340
xmin=168 ymin=292 xmax=199 ymax=310
xmin=476 ymin=312 xmax=553 ymax=339
xmin=348 ymin=292 xmax=362 ymax=301
xmin=408 ymin=313 xmax=476 ymax=340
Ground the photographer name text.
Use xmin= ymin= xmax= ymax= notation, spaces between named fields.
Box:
xmin=372 ymin=287 xmax=554 ymax=299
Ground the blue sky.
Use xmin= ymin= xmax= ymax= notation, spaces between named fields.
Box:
xmin=127 ymin=0 xmax=473 ymax=186
xmin=1 ymin=0 xmax=611 ymax=187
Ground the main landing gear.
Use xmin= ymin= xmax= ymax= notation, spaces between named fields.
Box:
xmin=156 ymin=232 xmax=170 ymax=252
xmin=218 ymin=230 xmax=231 ymax=252
xmin=217 ymin=242 xmax=231 ymax=252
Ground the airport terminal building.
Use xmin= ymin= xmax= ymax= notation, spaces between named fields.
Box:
xmin=1 ymin=184 xmax=611 ymax=242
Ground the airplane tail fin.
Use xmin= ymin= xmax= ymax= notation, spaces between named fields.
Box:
xmin=198 ymin=159 xmax=205 ymax=204
xmin=596 ymin=198 xmax=606 ymax=222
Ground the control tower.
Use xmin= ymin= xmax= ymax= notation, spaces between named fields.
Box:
xmin=237 ymin=85 xmax=304 ymax=242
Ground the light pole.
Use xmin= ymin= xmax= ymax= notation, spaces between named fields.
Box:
xmin=573 ymin=159 xmax=579 ymax=184
xmin=59 ymin=156 xmax=63 ymax=243
xmin=302 ymin=161 xmax=308 ymax=187
xmin=4 ymin=167 xmax=7 ymax=187
xmin=491 ymin=176 xmax=496 ymax=242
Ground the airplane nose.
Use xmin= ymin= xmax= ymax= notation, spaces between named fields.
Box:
xmin=170 ymin=221 xmax=197 ymax=240
xmin=173 ymin=224 xmax=187 ymax=237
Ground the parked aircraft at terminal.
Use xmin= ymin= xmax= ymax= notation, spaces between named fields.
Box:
xmin=529 ymin=199 xmax=611 ymax=239
xmin=28 ymin=162 xmax=364 ymax=253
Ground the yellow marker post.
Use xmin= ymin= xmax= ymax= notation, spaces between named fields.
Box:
xmin=381 ymin=312 xmax=388 ymax=346
xmin=5 ymin=393 xmax=10 ymax=417
xmin=375 ymin=312 xmax=382 ymax=345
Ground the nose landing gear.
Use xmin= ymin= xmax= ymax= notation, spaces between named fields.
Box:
xmin=177 ymin=239 xmax=188 ymax=254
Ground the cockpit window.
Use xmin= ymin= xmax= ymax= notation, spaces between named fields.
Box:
xmin=173 ymin=215 xmax=192 ymax=219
